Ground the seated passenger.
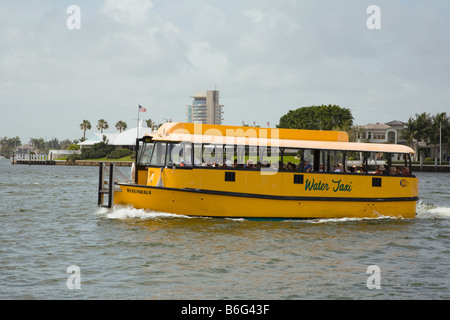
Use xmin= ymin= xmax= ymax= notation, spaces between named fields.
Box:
xmin=389 ymin=167 xmax=397 ymax=175
xmin=301 ymin=159 xmax=312 ymax=172
xmin=245 ymin=159 xmax=254 ymax=169
xmin=334 ymin=164 xmax=341 ymax=172
xmin=403 ymin=167 xmax=411 ymax=176
xmin=287 ymin=162 xmax=295 ymax=171
xmin=202 ymin=158 xmax=213 ymax=167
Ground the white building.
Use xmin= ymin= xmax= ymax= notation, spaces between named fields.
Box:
xmin=186 ymin=90 xmax=224 ymax=124
xmin=78 ymin=121 xmax=154 ymax=149
xmin=358 ymin=120 xmax=406 ymax=144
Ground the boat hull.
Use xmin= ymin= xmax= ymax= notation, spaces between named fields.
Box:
xmin=113 ymin=184 xmax=417 ymax=219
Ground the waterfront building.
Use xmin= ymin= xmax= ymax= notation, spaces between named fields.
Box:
xmin=186 ymin=90 xmax=224 ymax=124
xmin=358 ymin=120 xmax=406 ymax=144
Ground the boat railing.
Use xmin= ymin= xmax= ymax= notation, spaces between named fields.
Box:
xmin=98 ymin=162 xmax=133 ymax=208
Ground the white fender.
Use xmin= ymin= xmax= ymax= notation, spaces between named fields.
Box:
xmin=130 ymin=162 xmax=136 ymax=182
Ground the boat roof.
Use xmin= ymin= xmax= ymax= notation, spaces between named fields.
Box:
xmin=146 ymin=122 xmax=415 ymax=154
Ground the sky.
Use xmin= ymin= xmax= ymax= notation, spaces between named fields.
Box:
xmin=1 ymin=0 xmax=449 ymax=143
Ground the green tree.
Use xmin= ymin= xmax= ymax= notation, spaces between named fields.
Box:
xmin=115 ymin=120 xmax=127 ymax=133
xmin=96 ymin=119 xmax=109 ymax=133
xmin=0 ymin=136 xmax=21 ymax=157
xmin=402 ymin=118 xmax=419 ymax=152
xmin=410 ymin=113 xmax=432 ymax=160
xmin=145 ymin=119 xmax=161 ymax=130
xmin=46 ymin=138 xmax=61 ymax=150
xmin=81 ymin=141 xmax=113 ymax=160
xmin=430 ymin=112 xmax=450 ymax=161
xmin=277 ymin=105 xmax=353 ymax=130
xmin=80 ymin=120 xmax=92 ymax=140
xmin=29 ymin=138 xmax=46 ymax=154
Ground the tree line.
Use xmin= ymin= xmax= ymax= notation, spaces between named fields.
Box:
xmin=79 ymin=119 xmax=162 ymax=141
xmin=0 ymin=118 xmax=164 ymax=158
xmin=277 ymin=105 xmax=449 ymax=161
xmin=0 ymin=137 xmax=79 ymax=158
xmin=402 ymin=112 xmax=450 ymax=160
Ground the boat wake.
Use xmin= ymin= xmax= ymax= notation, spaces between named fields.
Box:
xmin=95 ymin=202 xmax=450 ymax=222
xmin=416 ymin=201 xmax=450 ymax=219
xmin=96 ymin=206 xmax=192 ymax=220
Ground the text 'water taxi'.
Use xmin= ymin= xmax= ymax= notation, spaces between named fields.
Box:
xmin=98 ymin=122 xmax=418 ymax=219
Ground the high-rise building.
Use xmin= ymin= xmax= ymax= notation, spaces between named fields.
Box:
xmin=186 ymin=90 xmax=224 ymax=124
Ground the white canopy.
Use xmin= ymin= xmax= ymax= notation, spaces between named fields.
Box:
xmin=78 ymin=121 xmax=155 ymax=147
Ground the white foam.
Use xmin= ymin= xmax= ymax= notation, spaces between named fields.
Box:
xmin=308 ymin=215 xmax=397 ymax=224
xmin=416 ymin=203 xmax=450 ymax=219
xmin=96 ymin=206 xmax=191 ymax=220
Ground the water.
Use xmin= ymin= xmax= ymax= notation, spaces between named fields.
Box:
xmin=1 ymin=159 xmax=450 ymax=300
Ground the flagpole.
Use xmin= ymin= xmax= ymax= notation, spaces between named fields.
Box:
xmin=137 ymin=105 xmax=140 ymax=139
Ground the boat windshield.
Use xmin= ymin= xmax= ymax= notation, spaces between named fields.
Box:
xmin=137 ymin=141 xmax=154 ymax=166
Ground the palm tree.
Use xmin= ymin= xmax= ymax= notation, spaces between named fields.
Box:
xmin=29 ymin=138 xmax=46 ymax=155
xmin=80 ymin=120 xmax=92 ymax=140
xmin=402 ymin=118 xmax=418 ymax=148
xmin=146 ymin=119 xmax=161 ymax=131
xmin=431 ymin=112 xmax=450 ymax=162
xmin=96 ymin=119 xmax=109 ymax=133
xmin=115 ymin=121 xmax=127 ymax=133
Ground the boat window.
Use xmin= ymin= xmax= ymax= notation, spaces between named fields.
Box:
xmin=202 ymin=144 xmax=224 ymax=166
xmin=259 ymin=146 xmax=279 ymax=168
xmin=150 ymin=142 xmax=167 ymax=166
xmin=137 ymin=141 xmax=154 ymax=166
xmin=328 ymin=150 xmax=345 ymax=172
xmin=168 ymin=142 xmax=192 ymax=167
xmin=193 ymin=143 xmax=202 ymax=166
xmin=283 ymin=148 xmax=301 ymax=170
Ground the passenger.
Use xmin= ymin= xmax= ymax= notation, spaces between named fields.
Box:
xmin=334 ymin=164 xmax=341 ymax=172
xmin=389 ymin=167 xmax=397 ymax=175
xmin=319 ymin=164 xmax=324 ymax=172
xmin=374 ymin=165 xmax=383 ymax=174
xmin=359 ymin=164 xmax=366 ymax=174
xmin=233 ymin=159 xmax=238 ymax=168
xmin=404 ymin=167 xmax=411 ymax=176
xmin=245 ymin=159 xmax=254 ymax=169
xmin=202 ymin=158 xmax=213 ymax=167
xmin=287 ymin=162 xmax=295 ymax=171
xmin=303 ymin=159 xmax=313 ymax=172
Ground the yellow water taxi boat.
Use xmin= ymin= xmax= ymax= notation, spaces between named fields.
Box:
xmin=98 ymin=122 xmax=418 ymax=219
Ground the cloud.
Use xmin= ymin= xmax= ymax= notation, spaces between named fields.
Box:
xmin=100 ymin=0 xmax=153 ymax=27
xmin=1 ymin=0 xmax=450 ymax=143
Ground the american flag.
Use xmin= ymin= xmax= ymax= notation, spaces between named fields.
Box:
xmin=138 ymin=105 xmax=147 ymax=112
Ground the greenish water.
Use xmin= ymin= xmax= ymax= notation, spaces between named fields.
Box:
xmin=1 ymin=159 xmax=449 ymax=300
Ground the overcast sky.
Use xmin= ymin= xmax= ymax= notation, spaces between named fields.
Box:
xmin=1 ymin=0 xmax=449 ymax=143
